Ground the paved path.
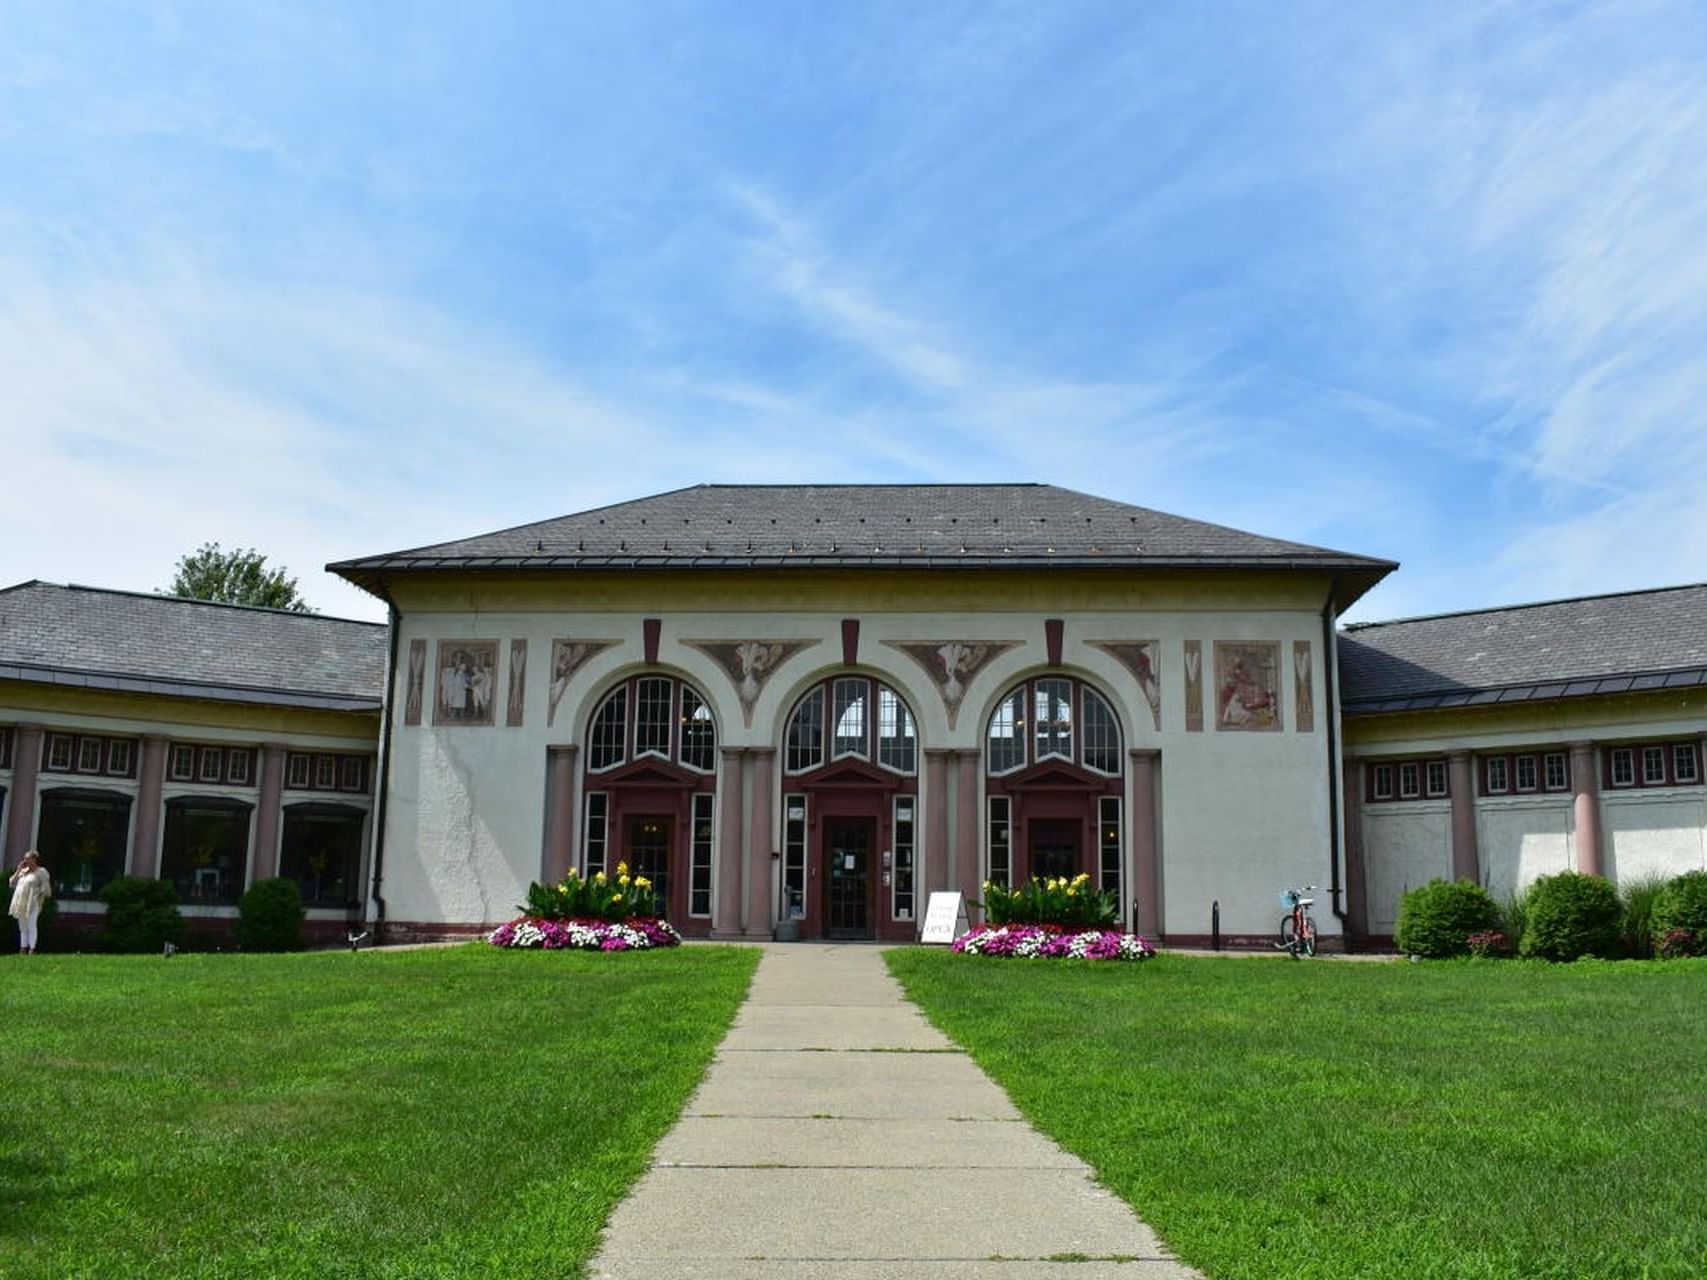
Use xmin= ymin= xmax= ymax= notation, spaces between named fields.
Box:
xmin=591 ymin=943 xmax=1199 ymax=1279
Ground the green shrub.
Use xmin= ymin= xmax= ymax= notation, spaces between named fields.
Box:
xmin=1652 ymin=871 xmax=1707 ymax=958
xmin=1499 ymin=888 xmax=1529 ymax=953
xmin=982 ymin=874 xmax=1119 ymax=928
xmin=98 ymin=876 xmax=185 ymax=953
xmin=1519 ymin=872 xmax=1621 ymax=962
xmin=1395 ymin=879 xmax=1501 ymax=958
xmin=1618 ymin=874 xmax=1670 ymax=959
xmin=521 ymin=863 xmax=662 ymax=922
xmin=235 ymin=877 xmax=306 ymax=952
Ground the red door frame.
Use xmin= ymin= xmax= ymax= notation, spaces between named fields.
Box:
xmin=987 ymin=760 xmax=1119 ymax=886
xmin=593 ymin=759 xmax=715 ymax=937
xmin=792 ymin=759 xmax=915 ymax=942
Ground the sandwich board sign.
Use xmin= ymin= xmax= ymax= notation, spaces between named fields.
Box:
xmin=920 ymin=891 xmax=968 ymax=945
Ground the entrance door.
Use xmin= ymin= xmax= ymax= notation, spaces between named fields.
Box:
xmin=1029 ymin=818 xmax=1080 ymax=882
xmin=824 ymin=818 xmax=874 ymax=940
xmin=624 ymin=816 xmax=673 ymax=918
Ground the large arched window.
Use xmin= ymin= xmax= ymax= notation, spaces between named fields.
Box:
xmin=785 ymin=676 xmax=917 ymax=775
xmin=586 ymin=675 xmax=717 ymax=774
xmin=986 ymin=677 xmax=1122 ymax=777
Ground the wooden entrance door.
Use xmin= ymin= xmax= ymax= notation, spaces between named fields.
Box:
xmin=824 ymin=818 xmax=874 ymax=940
xmin=623 ymin=815 xmax=673 ymax=918
xmin=1028 ymin=817 xmax=1080 ymax=882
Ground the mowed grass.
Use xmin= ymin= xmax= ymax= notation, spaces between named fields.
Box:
xmin=0 ymin=944 xmax=758 ymax=1280
xmin=887 ymin=951 xmax=1707 ymax=1280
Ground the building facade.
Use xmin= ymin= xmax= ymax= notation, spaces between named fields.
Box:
xmin=3 ymin=485 xmax=1702 ymax=948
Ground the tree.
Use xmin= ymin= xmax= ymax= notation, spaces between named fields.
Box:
xmin=164 ymin=543 xmax=314 ymax=612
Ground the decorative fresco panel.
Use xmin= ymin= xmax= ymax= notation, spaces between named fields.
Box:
xmin=506 ymin=638 xmax=528 ymax=727
xmin=1087 ymin=640 xmax=1162 ymax=731
xmin=433 ymin=640 xmax=498 ymax=726
xmin=884 ymin=640 xmax=1022 ymax=729
xmin=1214 ymin=640 xmax=1283 ymax=732
xmin=1294 ymin=639 xmax=1314 ymax=732
xmin=547 ymin=639 xmax=619 ymax=727
xmin=684 ymin=639 xmax=821 ymax=727
xmin=1183 ymin=640 xmax=1204 ymax=732
xmin=403 ymin=638 xmax=426 ymax=727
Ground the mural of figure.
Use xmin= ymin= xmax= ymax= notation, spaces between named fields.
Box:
xmin=936 ymin=641 xmax=987 ymax=715
xmin=545 ymin=639 xmax=618 ymax=727
xmin=1214 ymin=641 xmax=1281 ymax=731
xmin=434 ymin=640 xmax=499 ymax=725
xmin=734 ymin=640 xmax=784 ymax=707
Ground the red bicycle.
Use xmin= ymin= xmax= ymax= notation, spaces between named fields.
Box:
xmin=1276 ymin=886 xmax=1318 ymax=958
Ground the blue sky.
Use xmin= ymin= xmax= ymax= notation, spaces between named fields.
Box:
xmin=3 ymin=1 xmax=1706 ymax=623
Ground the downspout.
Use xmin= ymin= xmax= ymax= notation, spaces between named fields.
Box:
xmin=367 ymin=587 xmax=401 ymax=943
xmin=1323 ymin=578 xmax=1348 ymax=936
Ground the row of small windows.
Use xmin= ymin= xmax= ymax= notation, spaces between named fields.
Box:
xmin=14 ymin=733 xmax=369 ymax=794
xmin=1369 ymin=742 xmax=1702 ymax=802
xmin=589 ymin=677 xmax=717 ymax=773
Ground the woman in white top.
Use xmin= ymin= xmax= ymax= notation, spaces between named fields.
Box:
xmin=8 ymin=849 xmax=51 ymax=956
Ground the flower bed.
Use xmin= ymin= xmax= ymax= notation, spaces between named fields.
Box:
xmin=953 ymin=923 xmax=1155 ymax=960
xmin=488 ymin=916 xmax=681 ymax=951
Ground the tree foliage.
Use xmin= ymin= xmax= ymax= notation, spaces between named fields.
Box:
xmin=165 ymin=542 xmax=313 ymax=612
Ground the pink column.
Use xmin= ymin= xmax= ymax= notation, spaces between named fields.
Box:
xmin=1342 ymin=757 xmax=1369 ymax=942
xmin=4 ymin=724 xmax=43 ymax=861
xmin=1448 ymin=750 xmax=1479 ymax=882
xmin=543 ymin=745 xmax=578 ymax=883
xmin=924 ymin=749 xmax=951 ymax=896
xmin=745 ymin=748 xmax=775 ymax=937
xmin=1571 ymin=741 xmax=1602 ymax=877
xmin=129 ymin=735 xmax=169 ymax=879
xmin=713 ymin=748 xmax=746 ymax=936
xmin=1129 ymin=748 xmax=1160 ymax=939
xmin=248 ymin=743 xmax=287 ymax=882
xmin=955 ymin=751 xmax=981 ymax=913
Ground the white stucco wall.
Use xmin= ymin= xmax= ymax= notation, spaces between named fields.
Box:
xmin=1604 ymin=792 xmax=1707 ymax=881
xmin=1362 ymin=802 xmax=1451 ymax=932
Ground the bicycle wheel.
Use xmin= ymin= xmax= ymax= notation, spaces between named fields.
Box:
xmin=1279 ymin=915 xmax=1299 ymax=955
xmin=1301 ymin=917 xmax=1318 ymax=957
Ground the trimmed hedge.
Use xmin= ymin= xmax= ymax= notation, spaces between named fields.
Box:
xmin=1652 ymin=871 xmax=1707 ymax=958
xmin=98 ymin=876 xmax=185 ymax=953
xmin=1519 ymin=872 xmax=1621 ymax=961
xmin=1395 ymin=879 xmax=1501 ymax=958
xmin=236 ymin=877 xmax=306 ymax=952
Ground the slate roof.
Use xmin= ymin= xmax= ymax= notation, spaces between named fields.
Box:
xmin=330 ymin=484 xmax=1395 ymax=608
xmin=1338 ymin=583 xmax=1707 ymax=713
xmin=0 ymin=582 xmax=387 ymax=713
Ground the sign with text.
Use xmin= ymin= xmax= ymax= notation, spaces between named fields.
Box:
xmin=920 ymin=891 xmax=969 ymax=945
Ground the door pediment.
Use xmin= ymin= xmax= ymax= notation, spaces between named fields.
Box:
xmin=797 ymin=758 xmax=902 ymax=790
xmin=1002 ymin=760 xmax=1109 ymax=791
xmin=595 ymin=756 xmax=706 ymax=789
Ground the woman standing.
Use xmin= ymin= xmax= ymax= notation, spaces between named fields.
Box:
xmin=8 ymin=849 xmax=51 ymax=956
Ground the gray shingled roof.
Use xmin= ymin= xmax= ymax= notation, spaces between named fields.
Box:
xmin=1339 ymin=583 xmax=1707 ymax=713
xmin=0 ymin=582 xmax=386 ymax=713
xmin=331 ymin=484 xmax=1394 ymax=606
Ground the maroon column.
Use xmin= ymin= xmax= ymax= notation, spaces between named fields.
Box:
xmin=247 ymin=743 xmax=287 ymax=882
xmin=543 ymin=745 xmax=578 ymax=883
xmin=1342 ymin=756 xmax=1369 ymax=943
xmin=1571 ymin=741 xmax=1602 ymax=877
xmin=1129 ymin=748 xmax=1160 ymax=939
xmin=4 ymin=724 xmax=43 ymax=862
xmin=1448 ymin=750 xmax=1479 ymax=882
xmin=713 ymin=748 xmax=746 ymax=936
xmin=745 ymin=748 xmax=775 ymax=937
xmin=955 ymin=751 xmax=981 ymax=914
xmin=924 ymin=749 xmax=951 ymax=897
xmin=129 ymin=735 xmax=169 ymax=879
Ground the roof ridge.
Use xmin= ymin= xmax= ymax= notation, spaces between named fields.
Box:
xmin=8 ymin=580 xmax=384 ymax=628
xmin=1342 ymin=580 xmax=1707 ymax=632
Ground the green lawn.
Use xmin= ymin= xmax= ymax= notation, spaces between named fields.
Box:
xmin=887 ymin=951 xmax=1707 ymax=1280
xmin=0 ymin=944 xmax=758 ymax=1280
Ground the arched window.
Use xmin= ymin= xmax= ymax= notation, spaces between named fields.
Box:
xmin=784 ymin=676 xmax=917 ymax=775
xmin=985 ymin=677 xmax=1122 ymax=777
xmin=585 ymin=676 xmax=718 ymax=774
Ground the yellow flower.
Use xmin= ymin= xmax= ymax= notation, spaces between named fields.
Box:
xmin=635 ymin=877 xmax=652 ymax=889
xmin=1066 ymin=887 xmax=1078 ymax=897
xmin=619 ymin=874 xmax=631 ymax=886
xmin=1074 ymin=872 xmax=1090 ymax=885
xmin=594 ymin=872 xmax=607 ymax=884
xmin=611 ymin=893 xmax=623 ymax=904
xmin=616 ymin=861 xmax=629 ymax=877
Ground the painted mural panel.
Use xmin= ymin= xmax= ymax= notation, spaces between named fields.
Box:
xmin=403 ymin=638 xmax=427 ymax=727
xmin=1183 ymin=640 xmax=1203 ymax=732
xmin=1087 ymin=640 xmax=1161 ymax=731
xmin=884 ymin=640 xmax=1021 ymax=729
xmin=433 ymin=640 xmax=498 ymax=726
xmin=1214 ymin=640 xmax=1282 ymax=732
xmin=1293 ymin=640 xmax=1314 ymax=733
xmin=683 ymin=639 xmax=820 ymax=727
xmin=506 ymin=639 xmax=528 ymax=727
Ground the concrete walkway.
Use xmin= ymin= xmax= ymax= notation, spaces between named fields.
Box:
xmin=590 ymin=943 xmax=1200 ymax=1279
